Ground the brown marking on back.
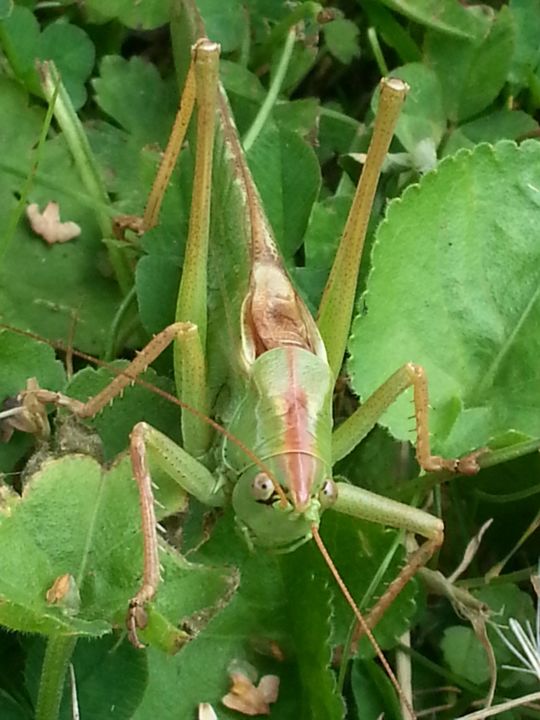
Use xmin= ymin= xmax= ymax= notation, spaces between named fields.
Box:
xmin=280 ymin=348 xmax=319 ymax=509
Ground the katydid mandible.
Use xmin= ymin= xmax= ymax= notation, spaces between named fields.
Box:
xmin=14 ymin=38 xmax=482 ymax=718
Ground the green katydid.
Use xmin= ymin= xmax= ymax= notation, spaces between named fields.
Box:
xmin=2 ymin=31 xmax=489 ymax=719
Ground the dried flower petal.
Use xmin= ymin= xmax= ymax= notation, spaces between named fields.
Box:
xmin=198 ymin=703 xmax=218 ymax=720
xmin=257 ymin=675 xmax=279 ymax=704
xmin=222 ymin=667 xmax=279 ymax=716
xmin=45 ymin=573 xmax=80 ymax=615
xmin=27 ymin=202 xmax=81 ymax=244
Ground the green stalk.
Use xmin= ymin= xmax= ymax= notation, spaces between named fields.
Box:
xmin=367 ymin=27 xmax=389 ymax=76
xmin=0 ymin=71 xmax=59 ymax=263
xmin=252 ymin=2 xmax=321 ymax=68
xmin=35 ymin=635 xmax=77 ymax=720
xmin=243 ymin=27 xmax=296 ymax=151
xmin=38 ymin=61 xmax=133 ymax=294
xmin=104 ymin=284 xmax=138 ymax=360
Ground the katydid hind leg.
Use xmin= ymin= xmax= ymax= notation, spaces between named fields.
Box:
xmin=317 ymin=77 xmax=409 ymax=380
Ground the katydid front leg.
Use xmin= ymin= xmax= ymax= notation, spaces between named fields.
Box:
xmin=17 ymin=321 xmax=224 ymax=647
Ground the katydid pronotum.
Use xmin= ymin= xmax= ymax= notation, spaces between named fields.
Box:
xmin=2 ymin=38 xmax=486 ymax=720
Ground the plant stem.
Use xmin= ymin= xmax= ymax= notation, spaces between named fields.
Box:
xmin=367 ymin=27 xmax=389 ymax=76
xmin=35 ymin=635 xmax=77 ymax=720
xmin=243 ymin=27 xmax=296 ymax=152
xmin=104 ymin=284 xmax=137 ymax=361
xmin=0 ymin=71 xmax=59 ymax=263
xmin=38 ymin=60 xmax=133 ymax=295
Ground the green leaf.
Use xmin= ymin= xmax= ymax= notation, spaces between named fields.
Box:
xmin=0 ymin=330 xmax=66 ymax=473
xmin=0 ymin=692 xmax=28 ymax=720
xmin=93 ymin=56 xmax=177 ymax=145
xmin=37 ymin=21 xmax=95 ymax=110
xmin=65 ymin=364 xmax=181 ymax=461
xmin=351 ymin=659 xmax=402 ymax=720
xmin=273 ymin=98 xmax=319 ymax=138
xmin=136 ymin=255 xmax=181 ymax=334
xmin=220 ymin=60 xmax=265 ymax=102
xmin=0 ymin=9 xmax=95 ymax=108
xmin=84 ymin=0 xmax=169 ymax=30
xmin=348 ymin=141 xmax=540 ymax=457
xmin=321 ymin=513 xmax=418 ymax=654
xmin=508 ymin=0 xmax=540 ymax=88
xmin=25 ymin=635 xmax=148 ymax=720
xmin=247 ymin=124 xmax=321 ymax=259
xmin=324 ymin=19 xmax=361 ymax=65
xmin=425 ymin=6 xmax=515 ymax=123
xmin=0 ymin=330 xmax=66 ymax=403
xmin=0 ymin=454 xmax=234 ymax=641
xmin=280 ymin=544 xmax=345 ymax=720
xmin=375 ymin=63 xmax=445 ymax=161
xmin=0 ymin=132 xmax=122 ymax=356
xmin=0 ymin=0 xmax=13 ymax=20
xmin=0 ymin=78 xmax=43 ymax=180
xmin=0 ymin=6 xmax=40 ymax=90
xmin=305 ymin=195 xmax=353 ymax=272
xmin=361 ymin=0 xmax=421 ymax=63
xmin=197 ymin=0 xmax=247 ymax=53
xmin=378 ymin=0 xmax=485 ymax=39
xmin=441 ymin=626 xmax=491 ymax=685
xmin=443 ymin=110 xmax=538 ymax=156
xmin=318 ymin=105 xmax=361 ymax=161
xmin=133 ymin=513 xmax=299 ymax=719
xmin=441 ymin=585 xmax=535 ymax=689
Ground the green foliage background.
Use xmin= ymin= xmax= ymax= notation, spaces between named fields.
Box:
xmin=1 ymin=0 xmax=540 ymax=718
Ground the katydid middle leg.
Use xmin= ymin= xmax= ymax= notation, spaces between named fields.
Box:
xmin=332 ymin=362 xmax=483 ymax=473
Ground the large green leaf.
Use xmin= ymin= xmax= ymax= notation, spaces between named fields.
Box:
xmin=280 ymin=544 xmax=345 ymax=720
xmin=133 ymin=512 xmax=299 ymax=719
xmin=348 ymin=140 xmax=540 ymax=457
xmin=0 ymin=453 xmax=234 ymax=641
xmin=93 ymin=56 xmax=177 ymax=146
xmin=508 ymin=0 xmax=540 ymax=88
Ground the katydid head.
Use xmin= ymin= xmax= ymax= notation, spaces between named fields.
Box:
xmin=231 ymin=461 xmax=337 ymax=550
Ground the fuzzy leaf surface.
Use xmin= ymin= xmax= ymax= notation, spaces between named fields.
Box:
xmin=349 ymin=141 xmax=540 ymax=457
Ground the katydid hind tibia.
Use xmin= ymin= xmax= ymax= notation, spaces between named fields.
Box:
xmin=0 ymin=34 xmax=490 ymax=720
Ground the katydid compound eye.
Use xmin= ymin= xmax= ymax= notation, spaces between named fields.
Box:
xmin=251 ymin=473 xmax=275 ymax=501
xmin=319 ymin=479 xmax=337 ymax=507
